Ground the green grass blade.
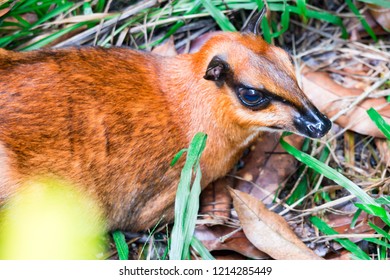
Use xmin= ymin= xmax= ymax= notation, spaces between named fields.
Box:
xmin=310 ymin=216 xmax=371 ymax=260
xmin=355 ymin=203 xmax=390 ymax=227
xmin=82 ymin=2 xmax=93 ymax=15
xmin=95 ymin=0 xmax=107 ymax=13
xmin=280 ymin=134 xmax=378 ymax=206
xmin=286 ymin=173 xmax=308 ymax=205
xmin=20 ymin=22 xmax=91 ymax=51
xmin=112 ymin=230 xmax=129 ymax=260
xmin=297 ymin=0 xmax=308 ymax=22
xmin=271 ymin=2 xmax=290 ymax=38
xmin=357 ymin=0 xmax=390 ymax=8
xmin=350 ymin=208 xmax=363 ymax=228
xmin=268 ymin=3 xmax=348 ymax=38
xmin=375 ymin=196 xmax=390 ymax=205
xmin=191 ymin=236 xmax=215 ymax=260
xmin=30 ymin=2 xmax=74 ymax=28
xmin=355 ymin=203 xmax=389 ymax=217
xmin=305 ymin=9 xmax=348 ymax=38
xmin=364 ymin=238 xmax=390 ymax=250
xmin=368 ymin=221 xmax=390 ymax=239
xmin=170 ymin=132 xmax=207 ymax=260
xmin=161 ymin=226 xmax=170 ymax=260
xmin=367 ymin=108 xmax=390 ymax=140
xmin=144 ymin=0 xmax=203 ymax=49
xmin=8 ymin=0 xmax=64 ymax=16
xmin=201 ymin=0 xmax=236 ymax=31
xmin=138 ymin=218 xmax=164 ymax=260
xmin=0 ymin=31 xmax=35 ymax=48
xmin=18 ymin=0 xmax=48 ymax=10
xmin=182 ymin=164 xmax=202 ymax=259
xmin=12 ymin=14 xmax=32 ymax=28
xmin=170 ymin=148 xmax=187 ymax=167
xmin=346 ymin=0 xmax=377 ymax=41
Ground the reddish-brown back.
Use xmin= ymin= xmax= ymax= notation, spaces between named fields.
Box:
xmin=0 ymin=31 xmax=330 ymax=231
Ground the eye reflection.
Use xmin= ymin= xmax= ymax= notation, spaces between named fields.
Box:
xmin=236 ymin=86 xmax=270 ymax=110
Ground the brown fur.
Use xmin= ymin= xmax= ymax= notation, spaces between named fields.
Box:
xmin=0 ymin=32 xmax=320 ymax=231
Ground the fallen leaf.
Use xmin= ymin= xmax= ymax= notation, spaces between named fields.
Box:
xmin=235 ymin=132 xmax=303 ymax=204
xmin=197 ymin=133 xmax=303 ymax=258
xmin=301 ymin=69 xmax=390 ymax=138
xmin=194 ymin=225 xmax=269 ymax=259
xmin=0 ymin=7 xmax=9 ymax=17
xmin=351 ymin=11 xmax=384 ymax=40
xmin=327 ymin=251 xmax=354 ymax=260
xmin=199 ymin=177 xmax=233 ymax=221
xmin=368 ymin=5 xmax=390 ymax=31
xmin=329 ymin=212 xmax=385 ymax=252
xmin=152 ymin=36 xmax=177 ymax=56
xmin=375 ymin=138 xmax=390 ymax=165
xmin=229 ymin=188 xmax=323 ymax=260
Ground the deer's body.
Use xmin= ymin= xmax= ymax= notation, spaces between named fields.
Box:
xmin=0 ymin=31 xmax=331 ymax=231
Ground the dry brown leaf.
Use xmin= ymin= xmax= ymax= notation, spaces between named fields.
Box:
xmin=368 ymin=5 xmax=390 ymax=31
xmin=152 ymin=36 xmax=177 ymax=57
xmin=235 ymin=132 xmax=303 ymax=204
xmin=301 ymin=70 xmax=390 ymax=138
xmin=200 ymin=177 xmax=233 ymax=221
xmin=194 ymin=225 xmax=269 ymax=259
xmin=375 ymin=138 xmax=390 ymax=165
xmin=229 ymin=188 xmax=323 ymax=260
xmin=197 ymin=133 xmax=303 ymax=258
xmin=327 ymin=251 xmax=354 ymax=260
xmin=329 ymin=210 xmax=385 ymax=251
xmin=0 ymin=7 xmax=9 ymax=17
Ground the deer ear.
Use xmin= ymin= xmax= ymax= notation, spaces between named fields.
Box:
xmin=203 ymin=56 xmax=230 ymax=85
xmin=241 ymin=7 xmax=267 ymax=35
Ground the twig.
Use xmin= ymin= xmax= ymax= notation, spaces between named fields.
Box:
xmin=330 ymin=70 xmax=390 ymax=122
xmin=303 ymin=233 xmax=383 ymax=243
xmin=54 ymin=0 xmax=159 ymax=48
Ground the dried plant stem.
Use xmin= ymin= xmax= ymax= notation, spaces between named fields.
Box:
xmin=290 ymin=178 xmax=390 ymax=220
xmin=330 ymin=71 xmax=390 ymax=122
xmin=54 ymin=0 xmax=159 ymax=48
xmin=303 ymin=233 xmax=383 ymax=243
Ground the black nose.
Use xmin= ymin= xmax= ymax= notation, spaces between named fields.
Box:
xmin=294 ymin=107 xmax=332 ymax=138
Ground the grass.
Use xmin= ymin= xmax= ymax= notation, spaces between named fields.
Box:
xmin=367 ymin=108 xmax=390 ymax=140
xmin=310 ymin=216 xmax=371 ymax=260
xmin=169 ymin=132 xmax=212 ymax=260
xmin=346 ymin=0 xmax=377 ymax=42
xmin=280 ymin=134 xmax=378 ymax=206
xmin=281 ymin=108 xmax=390 ymax=260
xmin=112 ymin=132 xmax=213 ymax=260
xmin=112 ymin=230 xmax=129 ymax=260
xmin=1 ymin=0 xmax=389 ymax=50
xmin=0 ymin=0 xmax=110 ymax=50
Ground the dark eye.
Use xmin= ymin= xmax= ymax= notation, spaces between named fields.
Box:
xmin=237 ymin=87 xmax=269 ymax=110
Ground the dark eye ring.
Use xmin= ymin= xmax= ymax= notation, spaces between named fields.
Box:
xmin=236 ymin=87 xmax=269 ymax=110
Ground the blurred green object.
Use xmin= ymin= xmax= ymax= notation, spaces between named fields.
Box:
xmin=0 ymin=178 xmax=107 ymax=259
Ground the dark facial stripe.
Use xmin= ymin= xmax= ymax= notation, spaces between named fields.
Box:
xmin=251 ymin=55 xmax=305 ymax=110
xmin=225 ymin=76 xmax=298 ymax=111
